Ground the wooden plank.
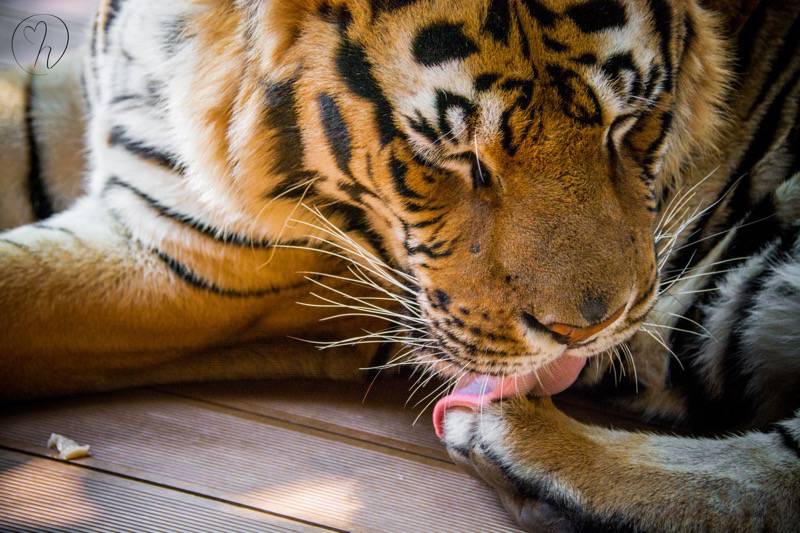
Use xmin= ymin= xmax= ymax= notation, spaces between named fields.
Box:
xmin=0 ymin=390 xmax=523 ymax=532
xmin=164 ymin=378 xmax=447 ymax=461
xmin=0 ymin=449 xmax=325 ymax=532
xmin=165 ymin=378 xmax=670 ymax=468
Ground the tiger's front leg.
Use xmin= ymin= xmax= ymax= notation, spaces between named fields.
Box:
xmin=442 ymin=398 xmax=800 ymax=532
xmin=0 ymin=195 xmax=384 ymax=400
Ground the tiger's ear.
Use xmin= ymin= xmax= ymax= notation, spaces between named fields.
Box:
xmin=659 ymin=0 xmax=732 ymax=181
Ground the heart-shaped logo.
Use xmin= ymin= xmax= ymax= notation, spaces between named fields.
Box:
xmin=22 ymin=21 xmax=47 ymax=47
xmin=12 ymin=15 xmax=70 ymax=76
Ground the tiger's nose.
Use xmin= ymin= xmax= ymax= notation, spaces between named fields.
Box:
xmin=522 ymin=304 xmax=625 ymax=345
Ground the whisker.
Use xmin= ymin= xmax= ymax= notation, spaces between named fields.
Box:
xmin=621 ymin=343 xmax=638 ymax=394
xmin=666 ymin=312 xmax=716 ymax=341
xmin=643 ymin=322 xmax=709 ymax=338
xmin=642 ymin=327 xmax=684 ymax=370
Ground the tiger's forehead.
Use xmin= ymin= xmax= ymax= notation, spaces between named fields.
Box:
xmin=358 ymin=1 xmax=659 ymax=76
xmin=356 ymin=3 xmax=660 ymax=103
xmin=329 ymin=0 xmax=664 ymax=159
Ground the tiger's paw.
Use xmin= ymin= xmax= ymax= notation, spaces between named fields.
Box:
xmin=441 ymin=399 xmax=577 ymax=533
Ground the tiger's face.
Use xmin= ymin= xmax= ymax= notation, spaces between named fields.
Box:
xmin=255 ymin=0 xmax=727 ymax=390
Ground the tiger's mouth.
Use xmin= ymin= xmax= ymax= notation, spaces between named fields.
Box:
xmin=425 ymin=288 xmax=657 ymax=438
xmin=431 ymin=355 xmax=586 ymax=438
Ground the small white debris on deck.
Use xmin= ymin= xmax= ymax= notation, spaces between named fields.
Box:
xmin=47 ymin=433 xmax=91 ymax=460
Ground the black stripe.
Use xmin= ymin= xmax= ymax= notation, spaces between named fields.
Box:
xmin=338 ymin=178 xmax=374 ymax=205
xmin=371 ymin=0 xmax=416 ymax=19
xmin=468 ymin=152 xmax=492 ymax=188
xmin=154 ymin=249 xmax=307 ymax=298
xmin=601 ymin=52 xmax=643 ymax=100
xmin=0 ymin=238 xmax=32 ymax=252
xmin=787 ymin=101 xmax=800 ymax=178
xmin=103 ymin=176 xmax=301 ymax=248
xmin=104 ymin=0 xmax=123 ymax=37
xmin=90 ymin=15 xmax=99 ymax=58
xmin=515 ymin=4 xmax=532 ymax=60
xmin=407 ymin=111 xmax=440 ymax=144
xmin=411 ymin=214 xmax=444 ymax=229
xmin=109 ymin=126 xmax=184 ymax=171
xmin=475 ymin=73 xmax=501 ymax=92
xmin=543 ymin=36 xmax=568 ymax=52
xmin=746 ymin=13 xmax=800 ymax=116
xmin=88 ymin=16 xmax=101 ymax=102
xmin=336 ymin=39 xmax=399 ymax=146
xmin=520 ymin=0 xmax=557 ymax=28
xmin=572 ymin=53 xmax=597 ymax=65
xmin=25 ymin=80 xmax=54 ymax=221
xmin=405 ymin=201 xmax=445 ymax=212
xmin=161 ymin=16 xmax=189 ymax=58
xmin=718 ymin=195 xmax=782 ymax=265
xmin=389 ymin=156 xmax=422 ymax=199
xmin=263 ymin=79 xmax=304 ymax=178
xmin=646 ymin=0 xmax=673 ymax=92
xmin=643 ymin=64 xmax=663 ymax=100
xmin=502 ymin=78 xmax=535 ymax=108
xmin=435 ymin=326 xmax=510 ymax=358
xmin=484 ymin=0 xmax=512 ymax=44
xmin=770 ymin=423 xmax=800 ymax=458
xmin=546 ymin=64 xmax=602 ymax=125
xmin=32 ymin=223 xmax=77 ymax=238
xmin=412 ymin=23 xmax=479 ymax=67
xmin=500 ymin=111 xmax=522 ymax=157
xmin=735 ymin=0 xmax=769 ymax=79
xmin=318 ymin=93 xmax=353 ymax=179
xmin=404 ymin=240 xmax=454 ymax=259
xmin=79 ymin=66 xmax=92 ymax=114
xmin=318 ymin=2 xmax=352 ymax=30
xmin=447 ymin=151 xmax=493 ymax=188
xmin=270 ymin=170 xmax=319 ymax=200
xmin=323 ymin=203 xmax=394 ymax=267
xmin=566 ymin=0 xmax=627 ymax=33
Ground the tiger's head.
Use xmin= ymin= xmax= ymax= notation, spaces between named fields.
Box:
xmin=199 ymin=0 xmax=729 ymax=407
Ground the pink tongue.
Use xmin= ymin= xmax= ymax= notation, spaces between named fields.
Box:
xmin=432 ymin=356 xmax=586 ymax=438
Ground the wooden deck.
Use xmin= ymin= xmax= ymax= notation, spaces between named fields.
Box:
xmin=0 ymin=377 xmax=663 ymax=532
xmin=0 ymin=379 xmax=517 ymax=532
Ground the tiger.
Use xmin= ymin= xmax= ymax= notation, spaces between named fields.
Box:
xmin=1 ymin=0 xmax=798 ymax=530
